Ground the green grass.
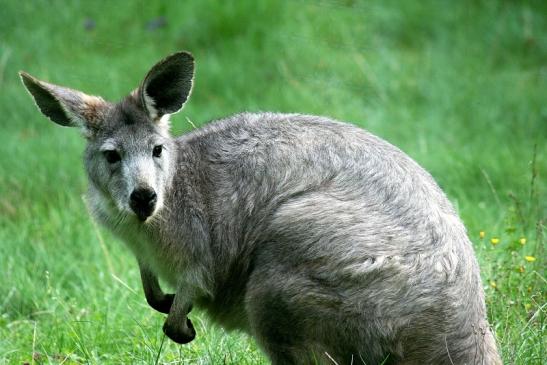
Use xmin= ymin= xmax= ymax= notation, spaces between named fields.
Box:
xmin=1 ymin=0 xmax=545 ymax=363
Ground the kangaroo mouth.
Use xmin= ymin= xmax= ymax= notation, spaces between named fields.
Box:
xmin=130 ymin=202 xmax=156 ymax=222
xmin=134 ymin=209 xmax=154 ymax=222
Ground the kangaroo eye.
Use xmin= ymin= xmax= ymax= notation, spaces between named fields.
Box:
xmin=153 ymin=145 xmax=163 ymax=158
xmin=103 ymin=150 xmax=121 ymax=164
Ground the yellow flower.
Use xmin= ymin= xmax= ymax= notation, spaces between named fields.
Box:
xmin=519 ymin=237 xmax=526 ymax=245
xmin=524 ymin=256 xmax=536 ymax=262
xmin=490 ymin=238 xmax=500 ymax=245
xmin=490 ymin=281 xmax=497 ymax=289
xmin=479 ymin=231 xmax=485 ymax=239
xmin=518 ymin=266 xmax=525 ymax=273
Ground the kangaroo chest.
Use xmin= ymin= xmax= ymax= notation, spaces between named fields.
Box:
xmin=115 ymin=223 xmax=182 ymax=287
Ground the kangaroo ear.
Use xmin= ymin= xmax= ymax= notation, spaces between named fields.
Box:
xmin=139 ymin=51 xmax=194 ymax=121
xmin=19 ymin=71 xmax=107 ymax=133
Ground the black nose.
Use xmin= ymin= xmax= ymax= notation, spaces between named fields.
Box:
xmin=130 ymin=188 xmax=157 ymax=221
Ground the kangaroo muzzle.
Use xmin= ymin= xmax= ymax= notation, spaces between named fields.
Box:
xmin=130 ymin=187 xmax=157 ymax=221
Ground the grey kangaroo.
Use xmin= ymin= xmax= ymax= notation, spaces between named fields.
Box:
xmin=20 ymin=52 xmax=501 ymax=364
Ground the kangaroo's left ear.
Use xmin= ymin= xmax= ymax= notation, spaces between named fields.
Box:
xmin=139 ymin=51 xmax=194 ymax=122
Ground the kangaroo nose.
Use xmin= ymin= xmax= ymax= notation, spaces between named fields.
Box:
xmin=131 ymin=188 xmax=157 ymax=205
xmin=130 ymin=188 xmax=157 ymax=221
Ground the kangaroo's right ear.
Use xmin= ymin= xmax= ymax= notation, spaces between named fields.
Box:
xmin=19 ymin=71 xmax=107 ymax=133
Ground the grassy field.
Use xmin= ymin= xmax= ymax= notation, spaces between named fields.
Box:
xmin=0 ymin=0 xmax=545 ymax=364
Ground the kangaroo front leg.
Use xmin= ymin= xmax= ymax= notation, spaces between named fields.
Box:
xmin=162 ymin=290 xmax=195 ymax=344
xmin=138 ymin=262 xmax=174 ymax=314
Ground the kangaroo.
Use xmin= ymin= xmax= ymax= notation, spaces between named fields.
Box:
xmin=20 ymin=52 xmax=501 ymax=364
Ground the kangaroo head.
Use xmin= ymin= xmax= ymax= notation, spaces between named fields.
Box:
xmin=20 ymin=52 xmax=194 ymax=222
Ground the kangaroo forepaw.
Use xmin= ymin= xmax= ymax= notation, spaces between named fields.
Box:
xmin=163 ymin=318 xmax=196 ymax=344
xmin=148 ymin=293 xmax=175 ymax=314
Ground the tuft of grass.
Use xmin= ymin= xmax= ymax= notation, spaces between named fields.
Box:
xmin=1 ymin=1 xmax=545 ymax=364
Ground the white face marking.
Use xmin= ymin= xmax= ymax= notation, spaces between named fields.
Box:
xmin=99 ymin=139 xmax=118 ymax=152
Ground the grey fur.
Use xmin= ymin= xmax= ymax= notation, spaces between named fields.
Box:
xmin=20 ymin=52 xmax=501 ymax=364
